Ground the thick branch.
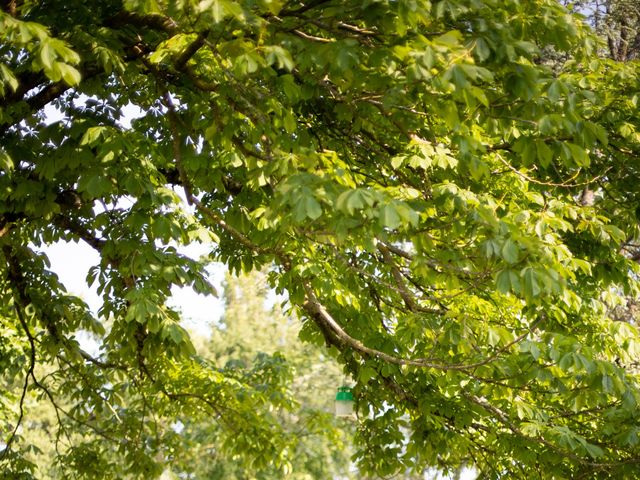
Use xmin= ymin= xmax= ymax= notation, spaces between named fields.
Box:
xmin=175 ymin=30 xmax=210 ymax=70
xmin=53 ymin=214 xmax=106 ymax=252
xmin=105 ymin=11 xmax=178 ymax=34
xmin=301 ymin=281 xmax=538 ymax=371
xmin=279 ymin=0 xmax=332 ymax=16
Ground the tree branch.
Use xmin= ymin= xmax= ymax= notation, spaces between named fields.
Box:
xmin=175 ymin=30 xmax=210 ymax=70
xmin=104 ymin=11 xmax=178 ymax=34
xmin=301 ymin=280 xmax=538 ymax=371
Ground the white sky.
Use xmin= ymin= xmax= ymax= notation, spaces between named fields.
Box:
xmin=41 ymin=240 xmax=224 ymax=338
xmin=41 ymin=101 xmax=224 ymax=338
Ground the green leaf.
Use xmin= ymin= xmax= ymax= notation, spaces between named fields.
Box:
xmin=304 ymin=196 xmax=322 ymax=220
xmin=522 ymin=267 xmax=541 ymax=298
xmin=80 ymin=126 xmax=108 ymax=145
xmin=379 ymin=204 xmax=400 ymax=229
xmin=474 ymin=37 xmax=491 ymax=61
xmin=39 ymin=40 xmax=54 ymax=70
xmin=496 ymin=269 xmax=520 ymax=294
xmin=584 ymin=443 xmax=604 ymax=459
xmin=535 ymin=140 xmax=553 ymax=168
xmin=567 ymin=143 xmax=590 ymax=166
xmin=208 ymin=0 xmax=244 ymax=22
xmin=501 ymin=239 xmax=519 ymax=264
xmin=433 ymin=30 xmax=462 ymax=47
xmin=265 ymin=46 xmax=294 ymax=71
xmin=337 ymin=190 xmax=367 ymax=216
xmin=359 ymin=365 xmax=377 ymax=383
xmin=58 ymin=63 xmax=81 ymax=86
xmin=0 ymin=148 xmax=14 ymax=171
xmin=0 ymin=63 xmax=19 ymax=92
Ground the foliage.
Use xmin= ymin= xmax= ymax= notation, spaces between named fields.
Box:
xmin=4 ymin=271 xmax=354 ymax=479
xmin=1 ymin=0 xmax=640 ymax=478
xmin=564 ymin=0 xmax=640 ymax=61
xmin=179 ymin=271 xmax=356 ymax=479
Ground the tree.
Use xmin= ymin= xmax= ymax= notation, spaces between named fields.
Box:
xmin=1 ymin=0 xmax=640 ymax=478
xmin=3 ymin=270 xmax=355 ymax=479
xmin=172 ymin=270 xmax=355 ymax=479
xmin=564 ymin=0 xmax=640 ymax=61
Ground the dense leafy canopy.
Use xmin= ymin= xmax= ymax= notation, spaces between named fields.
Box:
xmin=1 ymin=0 xmax=640 ymax=478
xmin=8 ymin=270 xmax=355 ymax=479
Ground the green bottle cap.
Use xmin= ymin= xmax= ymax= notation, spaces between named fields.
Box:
xmin=335 ymin=386 xmax=354 ymax=401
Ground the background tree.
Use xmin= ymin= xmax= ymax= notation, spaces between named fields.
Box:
xmin=2 ymin=270 xmax=355 ymax=479
xmin=561 ymin=0 xmax=640 ymax=330
xmin=1 ymin=0 xmax=640 ymax=478
xmin=169 ymin=270 xmax=355 ymax=479
xmin=563 ymin=0 xmax=640 ymax=61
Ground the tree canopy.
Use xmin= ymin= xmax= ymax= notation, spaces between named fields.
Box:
xmin=1 ymin=0 xmax=640 ymax=478
xmin=8 ymin=270 xmax=356 ymax=479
